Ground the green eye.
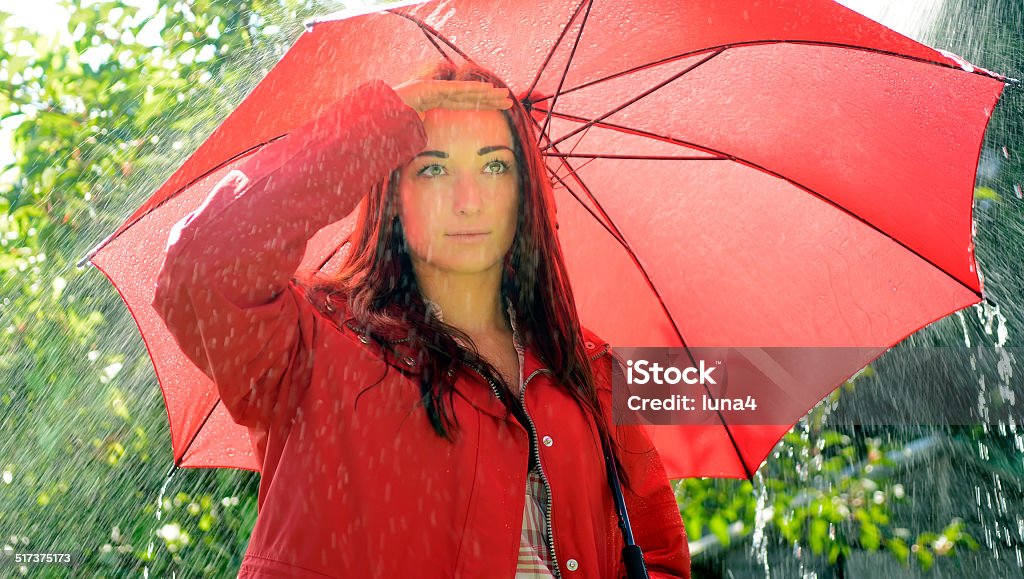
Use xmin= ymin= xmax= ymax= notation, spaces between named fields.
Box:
xmin=485 ymin=159 xmax=511 ymax=174
xmin=417 ymin=164 xmax=445 ymax=178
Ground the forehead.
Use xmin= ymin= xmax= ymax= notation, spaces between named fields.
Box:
xmin=420 ymin=109 xmax=514 ymax=152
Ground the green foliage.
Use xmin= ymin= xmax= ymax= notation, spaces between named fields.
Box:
xmin=1 ymin=0 xmax=333 ymax=575
xmin=677 ymin=373 xmax=980 ymax=572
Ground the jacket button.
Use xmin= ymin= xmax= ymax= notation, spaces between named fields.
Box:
xmin=565 ymin=558 xmax=578 ymax=571
xmin=542 ymin=435 xmax=553 ymax=447
xmin=584 ymin=341 xmax=595 ymax=349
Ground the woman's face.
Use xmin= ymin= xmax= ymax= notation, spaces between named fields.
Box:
xmin=397 ymin=108 xmax=520 ymax=275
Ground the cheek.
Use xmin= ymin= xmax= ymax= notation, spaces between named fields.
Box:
xmin=399 ymin=190 xmax=444 ymax=244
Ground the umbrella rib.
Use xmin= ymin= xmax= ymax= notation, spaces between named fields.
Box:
xmin=540 ymin=108 xmax=984 ymax=300
xmin=524 ymin=0 xmax=592 ymax=101
xmin=542 ymin=159 xmax=618 ymax=243
xmin=527 ymin=38 xmax=1011 ymax=109
xmin=553 ymin=155 xmax=598 ymax=185
xmin=547 ymin=153 xmax=725 ymax=161
xmin=533 ymin=132 xmax=624 ymax=246
xmin=538 ymin=0 xmax=597 ymax=142
xmin=553 ymin=107 xmax=598 ymax=182
xmin=388 ymin=10 xmax=472 ymax=64
xmin=534 ymin=109 xmax=735 ymax=159
xmin=174 ymin=399 xmax=222 ymax=468
xmin=541 ymin=49 xmax=725 ymax=152
xmin=530 ymin=115 xmax=621 ymax=241
xmin=417 ymin=24 xmax=457 ymax=64
xmin=532 ymin=117 xmax=756 ymax=479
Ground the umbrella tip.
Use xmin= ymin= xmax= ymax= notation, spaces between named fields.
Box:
xmin=982 ymin=294 xmax=1000 ymax=310
xmin=165 ymin=461 xmax=180 ymax=480
xmin=302 ymin=15 xmax=329 ymax=32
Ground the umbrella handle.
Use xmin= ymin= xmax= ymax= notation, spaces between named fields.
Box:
xmin=601 ymin=434 xmax=650 ymax=579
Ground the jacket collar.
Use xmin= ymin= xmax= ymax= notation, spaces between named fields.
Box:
xmin=421 ymin=297 xmax=554 ymax=418
xmin=339 ymin=296 xmax=542 ymax=418
xmin=338 ymin=296 xmax=611 ymax=419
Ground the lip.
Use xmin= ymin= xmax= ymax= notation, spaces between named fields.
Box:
xmin=445 ymin=232 xmax=491 ymax=241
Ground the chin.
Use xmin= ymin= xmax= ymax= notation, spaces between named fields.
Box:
xmin=432 ymin=257 xmax=505 ymax=275
xmin=409 ymin=239 xmax=513 ymax=275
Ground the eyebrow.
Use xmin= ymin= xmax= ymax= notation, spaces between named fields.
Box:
xmin=414 ymin=145 xmax=514 ymax=159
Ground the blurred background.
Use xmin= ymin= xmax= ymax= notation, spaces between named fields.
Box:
xmin=1 ymin=0 xmax=1021 ymax=576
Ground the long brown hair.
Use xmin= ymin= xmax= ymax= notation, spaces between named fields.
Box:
xmin=307 ymin=60 xmax=629 ymax=487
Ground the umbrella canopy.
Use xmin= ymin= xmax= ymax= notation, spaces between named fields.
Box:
xmin=84 ymin=0 xmax=1010 ymax=479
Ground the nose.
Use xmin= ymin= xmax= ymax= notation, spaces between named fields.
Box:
xmin=452 ymin=173 xmax=484 ymax=216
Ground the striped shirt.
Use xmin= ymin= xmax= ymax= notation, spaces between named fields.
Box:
xmin=516 ymin=466 xmax=557 ymax=577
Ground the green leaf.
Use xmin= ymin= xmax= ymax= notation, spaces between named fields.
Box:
xmin=827 ymin=542 xmax=842 ymax=564
xmin=809 ymin=518 xmax=828 ymax=553
xmin=915 ymin=546 xmax=934 ymax=570
xmin=974 ymin=186 xmax=1000 ymax=201
xmin=860 ymin=522 xmax=881 ymax=550
xmin=709 ymin=514 xmax=731 ymax=547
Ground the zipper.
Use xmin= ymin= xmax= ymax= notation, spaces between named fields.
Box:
xmin=518 ymin=365 xmax=559 ymax=578
xmin=465 ymin=360 xmax=559 ymax=577
xmin=466 ymin=303 xmax=608 ymax=577
xmin=589 ymin=343 xmax=610 ymax=361
xmin=467 ymin=363 xmax=504 ymax=401
xmin=507 ymin=303 xmax=561 ymax=578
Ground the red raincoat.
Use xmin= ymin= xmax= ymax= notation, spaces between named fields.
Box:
xmin=152 ymin=80 xmax=690 ymax=578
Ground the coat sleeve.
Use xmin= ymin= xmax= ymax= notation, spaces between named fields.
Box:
xmin=595 ymin=350 xmax=692 ymax=579
xmin=151 ymin=80 xmax=427 ymax=430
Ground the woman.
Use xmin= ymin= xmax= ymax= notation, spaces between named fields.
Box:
xmin=153 ymin=60 xmax=690 ymax=578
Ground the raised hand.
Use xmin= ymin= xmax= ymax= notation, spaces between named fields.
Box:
xmin=392 ymin=79 xmax=514 ymax=120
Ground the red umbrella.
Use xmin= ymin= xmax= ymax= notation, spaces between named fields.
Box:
xmin=82 ymin=0 xmax=1011 ymax=479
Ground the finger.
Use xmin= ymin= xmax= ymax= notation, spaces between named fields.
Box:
xmin=442 ymin=90 xmax=512 ymax=102
xmin=442 ymin=80 xmax=501 ymax=88
xmin=457 ymin=88 xmax=512 ymax=99
xmin=432 ymin=81 xmax=496 ymax=94
xmin=438 ymin=83 xmax=509 ymax=96
xmin=445 ymin=90 xmax=513 ymax=104
xmin=444 ymin=95 xmax=512 ymax=106
xmin=438 ymin=99 xmax=514 ymax=111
